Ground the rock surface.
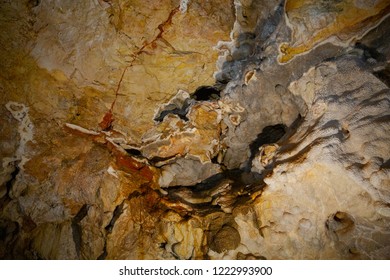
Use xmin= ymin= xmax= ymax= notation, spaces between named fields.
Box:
xmin=0 ymin=0 xmax=389 ymax=259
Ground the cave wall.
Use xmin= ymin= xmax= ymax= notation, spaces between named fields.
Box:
xmin=0 ymin=0 xmax=389 ymax=259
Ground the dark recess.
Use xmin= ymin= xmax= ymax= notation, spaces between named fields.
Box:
xmin=381 ymin=159 xmax=390 ymax=169
xmin=154 ymin=98 xmax=193 ymax=122
xmin=166 ymin=168 xmax=265 ymax=215
xmin=0 ymin=226 xmax=6 ymax=241
xmin=71 ymin=204 xmax=89 ymax=258
xmin=28 ymin=0 xmax=40 ymax=8
xmin=163 ymin=123 xmax=290 ymax=214
xmin=125 ymin=148 xmax=142 ymax=157
xmin=154 ymin=86 xmax=221 ymax=123
xmin=192 ymin=86 xmax=220 ymax=101
xmin=355 ymin=42 xmax=386 ymax=62
xmin=97 ymin=246 xmax=107 ymax=260
xmin=105 ymin=203 xmax=124 ymax=233
xmin=246 ymin=124 xmax=287 ymax=170
xmin=154 ymin=107 xmax=189 ymax=122
xmin=373 ymin=65 xmax=390 ymax=87
xmin=5 ymin=165 xmax=19 ymax=196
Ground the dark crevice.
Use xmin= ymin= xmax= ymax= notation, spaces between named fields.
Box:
xmin=0 ymin=218 xmax=20 ymax=260
xmin=166 ymin=196 xmax=222 ymax=215
xmin=98 ymin=191 xmax=149 ymax=260
xmin=155 ymin=109 xmax=189 ymax=122
xmin=354 ymin=42 xmax=386 ymax=62
xmin=157 ymin=116 xmax=303 ymax=215
xmin=210 ymin=153 xmax=220 ymax=164
xmin=165 ymin=169 xmax=265 ymax=215
xmin=71 ymin=204 xmax=89 ymax=258
xmin=97 ymin=243 xmax=107 ymax=260
xmin=99 ymin=201 xmax=127 ymax=259
xmin=154 ymin=105 xmax=190 ymax=122
xmin=125 ymin=148 xmax=142 ymax=157
xmin=154 ymin=86 xmax=221 ymax=123
xmin=5 ymin=165 xmax=20 ymax=196
xmin=105 ymin=202 xmax=124 ymax=233
xmin=373 ymin=65 xmax=390 ymax=87
xmin=279 ymin=114 xmax=304 ymax=141
xmin=381 ymin=159 xmax=390 ymax=169
xmin=159 ymin=120 xmax=304 ymax=215
xmin=154 ymin=97 xmax=193 ymax=123
xmin=326 ymin=211 xmax=355 ymax=235
xmin=0 ymin=220 xmax=20 ymax=259
xmin=245 ymin=124 xmax=287 ymax=170
xmin=28 ymin=0 xmax=40 ymax=8
xmin=192 ymin=86 xmax=220 ymax=101
xmin=149 ymin=155 xmax=177 ymax=165
xmin=0 ymin=226 xmax=6 ymax=241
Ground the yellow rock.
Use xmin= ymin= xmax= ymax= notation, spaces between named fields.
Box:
xmin=104 ymin=0 xmax=234 ymax=140
xmin=279 ymin=0 xmax=390 ymax=63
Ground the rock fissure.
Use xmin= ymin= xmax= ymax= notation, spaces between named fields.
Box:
xmin=99 ymin=6 xmax=181 ymax=131
xmin=71 ymin=204 xmax=90 ymax=258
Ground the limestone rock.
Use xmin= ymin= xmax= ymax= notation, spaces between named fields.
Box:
xmin=141 ymin=101 xmax=222 ymax=163
xmin=0 ymin=0 xmax=389 ymax=260
xmin=256 ymin=57 xmax=390 ymax=259
xmin=159 ymin=158 xmax=221 ymax=188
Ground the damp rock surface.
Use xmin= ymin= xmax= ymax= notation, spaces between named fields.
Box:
xmin=0 ymin=0 xmax=389 ymax=259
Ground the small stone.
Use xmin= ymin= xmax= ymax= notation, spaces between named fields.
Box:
xmin=210 ymin=225 xmax=241 ymax=253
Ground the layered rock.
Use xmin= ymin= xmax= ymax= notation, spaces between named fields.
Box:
xmin=279 ymin=0 xmax=390 ymax=63
xmin=250 ymin=57 xmax=390 ymax=259
xmin=0 ymin=0 xmax=389 ymax=260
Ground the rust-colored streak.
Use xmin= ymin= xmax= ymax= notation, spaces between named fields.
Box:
xmin=156 ymin=6 xmax=179 ymax=39
xmin=116 ymin=154 xmax=143 ymax=171
xmin=99 ymin=110 xmax=114 ymax=131
xmin=64 ymin=123 xmax=156 ymax=182
xmin=102 ymin=6 xmax=181 ymax=129
xmin=139 ymin=166 xmax=154 ymax=181
xmin=115 ymin=154 xmax=154 ymax=181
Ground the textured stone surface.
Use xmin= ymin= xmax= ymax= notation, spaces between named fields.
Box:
xmin=279 ymin=0 xmax=390 ymax=63
xmin=251 ymin=58 xmax=390 ymax=259
xmin=0 ymin=0 xmax=389 ymax=260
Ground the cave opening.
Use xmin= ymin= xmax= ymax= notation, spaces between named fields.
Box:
xmin=192 ymin=86 xmax=221 ymax=101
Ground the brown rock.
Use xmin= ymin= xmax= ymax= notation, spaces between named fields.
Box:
xmin=210 ymin=225 xmax=241 ymax=253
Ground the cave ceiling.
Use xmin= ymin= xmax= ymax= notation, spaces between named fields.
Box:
xmin=0 ymin=0 xmax=389 ymax=259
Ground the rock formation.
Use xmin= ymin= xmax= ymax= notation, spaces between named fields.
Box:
xmin=0 ymin=0 xmax=389 ymax=259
